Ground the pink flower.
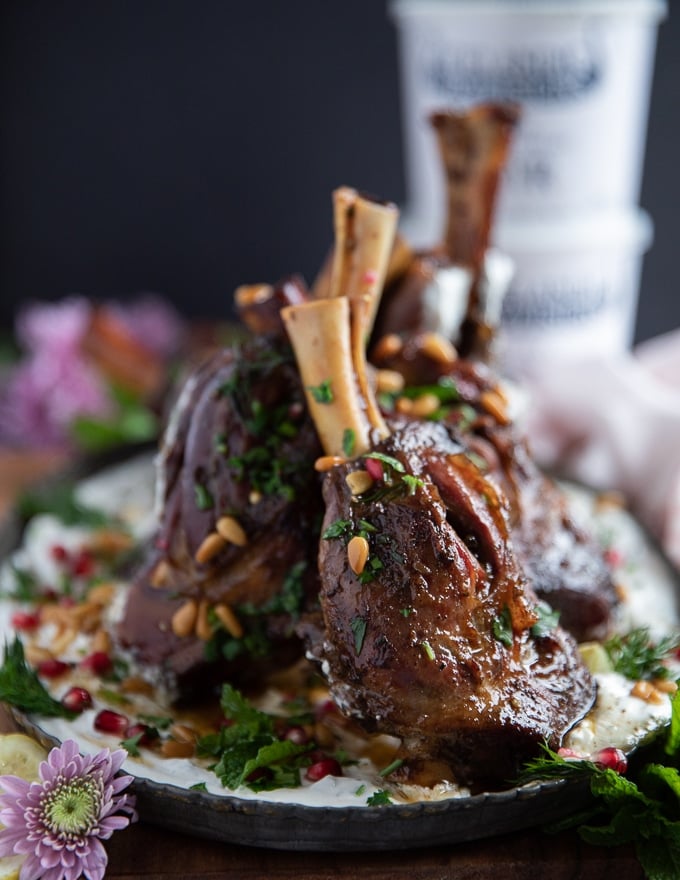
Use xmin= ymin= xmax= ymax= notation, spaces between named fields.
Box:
xmin=1 ymin=299 xmax=110 ymax=448
xmin=0 ymin=739 xmax=137 ymax=880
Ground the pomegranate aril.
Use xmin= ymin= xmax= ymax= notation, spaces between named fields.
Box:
xmin=592 ymin=747 xmax=628 ymax=774
xmin=94 ymin=709 xmax=129 ymax=737
xmin=285 ymin=726 xmax=310 ymax=745
xmin=72 ymin=550 xmax=95 ymax=578
xmin=80 ymin=651 xmax=112 ymax=676
xmin=50 ymin=544 xmax=69 ymax=563
xmin=11 ymin=610 xmax=41 ymax=631
xmin=364 ymin=458 xmax=383 ymax=481
xmin=61 ymin=686 xmax=93 ymax=713
xmin=37 ymin=658 xmax=71 ymax=678
xmin=305 ymin=757 xmax=342 ymax=782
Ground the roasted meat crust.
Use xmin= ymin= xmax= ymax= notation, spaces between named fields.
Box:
xmin=308 ymin=420 xmax=595 ymax=786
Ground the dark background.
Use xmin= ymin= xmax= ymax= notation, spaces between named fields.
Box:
xmin=1 ymin=0 xmax=679 ymax=343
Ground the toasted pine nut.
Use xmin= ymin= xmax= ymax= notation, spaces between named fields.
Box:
xmin=89 ymin=529 xmax=134 ymax=557
xmin=652 ymin=678 xmax=678 ymax=694
xmin=480 ymin=389 xmax=510 ymax=425
xmin=347 ymin=535 xmax=370 ymax=576
xmin=87 ymin=583 xmax=116 ymax=605
xmin=195 ymin=531 xmax=226 ymax=565
xmin=215 ymin=515 xmax=248 ymax=547
xmin=314 ymin=455 xmax=346 ymax=472
xmin=372 ymin=333 xmax=403 ymax=362
xmin=24 ymin=644 xmax=54 ymax=666
xmin=90 ymin=629 xmax=112 ymax=654
xmin=160 ymin=739 xmax=195 ymax=759
xmin=51 ymin=627 xmax=77 ymax=655
xmin=630 ymin=680 xmax=664 ymax=704
xmin=195 ymin=599 xmax=213 ymax=641
xmin=313 ymin=722 xmax=335 ymax=749
xmin=395 ymin=397 xmax=414 ymax=415
xmin=213 ymin=603 xmax=244 ymax=639
xmin=345 ymin=470 xmax=374 ymax=496
xmin=171 ymin=600 xmax=198 ymax=638
xmin=249 ymin=489 xmax=263 ymax=505
xmin=119 ymin=676 xmax=154 ymax=695
xmin=419 ymin=332 xmax=457 ymax=365
xmin=169 ymin=723 xmax=199 ymax=744
xmin=375 ymin=369 xmax=405 ymax=395
xmin=410 ymin=393 xmax=440 ymax=418
xmin=150 ymin=559 xmax=172 ymax=588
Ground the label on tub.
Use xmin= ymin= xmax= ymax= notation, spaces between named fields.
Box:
xmin=394 ymin=6 xmax=661 ymax=238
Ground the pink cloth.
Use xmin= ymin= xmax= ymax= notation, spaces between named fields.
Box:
xmin=521 ymin=329 xmax=680 ymax=570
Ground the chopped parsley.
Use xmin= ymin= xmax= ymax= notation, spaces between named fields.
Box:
xmin=307 ymin=379 xmax=334 ymax=404
xmin=193 ymin=481 xmax=214 ymax=511
xmin=342 ymin=428 xmax=356 ymax=457
xmin=420 ymin=640 xmax=435 ymax=661
xmin=367 ymin=789 xmax=392 ymax=806
xmin=492 ymin=606 xmax=513 ymax=648
xmin=350 ymin=616 xmax=368 ymax=656
xmin=530 ymin=601 xmax=560 ymax=638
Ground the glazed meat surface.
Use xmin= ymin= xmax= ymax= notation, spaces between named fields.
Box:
xmin=307 ymin=419 xmax=595 ymax=786
xmin=369 ymin=349 xmax=618 ymax=642
xmin=118 ymin=337 xmax=323 ymax=695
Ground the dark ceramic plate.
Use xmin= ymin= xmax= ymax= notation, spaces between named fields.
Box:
xmin=10 ymin=707 xmax=591 ymax=852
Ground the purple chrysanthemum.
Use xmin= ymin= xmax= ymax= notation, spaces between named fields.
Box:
xmin=0 ymin=739 xmax=137 ymax=880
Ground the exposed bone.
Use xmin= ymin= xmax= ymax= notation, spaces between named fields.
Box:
xmin=281 ymin=297 xmax=374 ymax=457
xmin=430 ymin=104 xmax=520 ymax=276
xmin=312 ymin=232 xmax=413 ymax=300
xmin=328 ymin=187 xmax=398 ymax=438
xmin=430 ymin=104 xmax=520 ymax=357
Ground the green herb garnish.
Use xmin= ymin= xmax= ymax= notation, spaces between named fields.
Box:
xmin=401 ymin=475 xmax=424 ymax=495
xmin=420 ymin=640 xmax=435 ymax=661
xmin=604 ymin=627 xmax=680 ymax=682
xmin=307 ymin=379 xmax=334 ymax=404
xmin=342 ymin=428 xmax=356 ymax=457
xmin=196 ymin=684 xmax=312 ymax=792
xmin=0 ymin=638 xmax=75 ymax=718
xmin=517 ymin=693 xmax=680 ymax=880
xmin=193 ymin=481 xmax=214 ymax=511
xmin=350 ymin=616 xmax=368 ymax=656
xmin=17 ymin=485 xmax=111 ymax=528
xmin=492 ymin=606 xmax=513 ymax=648
xmin=363 ymin=452 xmax=405 ymax=474
xmin=531 ymin=601 xmax=561 ymax=638
xmin=379 ymin=758 xmax=404 ymax=777
xmin=367 ymin=789 xmax=392 ymax=806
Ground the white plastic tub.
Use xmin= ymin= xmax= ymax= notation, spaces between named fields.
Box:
xmin=391 ymin=0 xmax=666 ymax=243
xmin=493 ymin=208 xmax=653 ymax=378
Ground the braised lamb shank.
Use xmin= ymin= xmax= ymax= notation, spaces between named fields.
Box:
xmin=118 ymin=278 xmax=323 ymax=696
xmin=284 ymin=187 xmax=597 ymax=786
